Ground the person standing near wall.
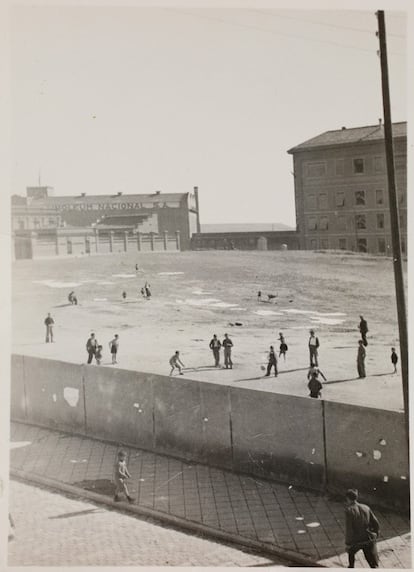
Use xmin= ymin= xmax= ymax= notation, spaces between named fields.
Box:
xmin=345 ymin=489 xmax=380 ymax=568
xmin=391 ymin=347 xmax=398 ymax=373
xmin=209 ymin=334 xmax=222 ymax=367
xmin=86 ymin=333 xmax=98 ymax=364
xmin=109 ymin=334 xmax=119 ymax=365
xmin=357 ymin=340 xmax=366 ymax=378
xmin=308 ymin=329 xmax=320 ymax=367
xmin=359 ymin=315 xmax=369 ymax=346
xmin=222 ymin=333 xmax=233 ymax=369
xmin=44 ymin=313 xmax=54 ymax=343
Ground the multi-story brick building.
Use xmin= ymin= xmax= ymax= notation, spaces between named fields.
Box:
xmin=288 ymin=121 xmax=407 ymax=254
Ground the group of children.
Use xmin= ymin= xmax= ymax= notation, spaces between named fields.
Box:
xmin=86 ymin=333 xmax=120 ymax=365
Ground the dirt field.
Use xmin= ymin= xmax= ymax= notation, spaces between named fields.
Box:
xmin=12 ymin=250 xmax=406 ymax=411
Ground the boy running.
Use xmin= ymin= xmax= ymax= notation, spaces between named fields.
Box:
xmin=169 ymin=351 xmax=185 ymax=376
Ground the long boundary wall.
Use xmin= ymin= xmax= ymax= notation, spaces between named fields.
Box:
xmin=11 ymin=355 xmax=409 ymax=511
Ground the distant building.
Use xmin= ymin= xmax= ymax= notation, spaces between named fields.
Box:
xmin=288 ymin=121 xmax=407 ymax=254
xmin=11 ymin=186 xmax=200 ymax=251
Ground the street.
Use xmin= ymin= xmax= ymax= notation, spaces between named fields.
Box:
xmin=8 ymin=480 xmax=289 ymax=566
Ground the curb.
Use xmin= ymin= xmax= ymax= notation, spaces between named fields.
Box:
xmin=11 ymin=468 xmax=325 ymax=568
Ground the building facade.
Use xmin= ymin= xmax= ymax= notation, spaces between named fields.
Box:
xmin=288 ymin=122 xmax=407 ymax=255
xmin=12 ymin=186 xmax=200 ymax=251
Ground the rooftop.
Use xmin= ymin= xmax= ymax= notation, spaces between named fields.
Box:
xmin=28 ymin=192 xmax=188 ymax=203
xmin=288 ymin=121 xmax=407 ymax=153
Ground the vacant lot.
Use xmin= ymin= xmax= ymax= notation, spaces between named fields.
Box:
xmin=12 ymin=250 xmax=406 ymax=411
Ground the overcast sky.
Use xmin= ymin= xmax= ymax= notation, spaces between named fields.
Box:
xmin=10 ymin=5 xmax=407 ymax=226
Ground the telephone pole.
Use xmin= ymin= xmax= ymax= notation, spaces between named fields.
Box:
xmin=377 ymin=10 xmax=409 ymax=448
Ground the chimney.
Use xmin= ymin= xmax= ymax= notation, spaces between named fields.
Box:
xmin=117 ymin=191 xmax=123 ymax=196
xmin=81 ymin=192 xmax=86 ymax=197
xmin=155 ymin=190 xmax=161 ymax=195
xmin=193 ymin=186 xmax=201 ymax=234
xmin=341 ymin=126 xmax=346 ymax=130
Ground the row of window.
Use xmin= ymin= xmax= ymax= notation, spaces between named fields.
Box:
xmin=15 ymin=217 xmax=59 ymax=230
xmin=304 ymin=156 xmax=386 ymax=178
xmin=310 ymin=237 xmax=406 ymax=254
xmin=306 ymin=212 xmax=406 ymax=231
xmin=305 ymin=188 xmax=405 ymax=210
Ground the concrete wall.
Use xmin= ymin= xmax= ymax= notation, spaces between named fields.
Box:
xmin=10 ymin=355 xmax=409 ymax=510
xmin=324 ymin=401 xmax=409 ymax=511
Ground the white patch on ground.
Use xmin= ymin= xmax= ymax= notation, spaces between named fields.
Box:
xmin=63 ymin=387 xmax=79 ymax=407
xmin=52 ymin=394 xmax=57 ymax=403
xmin=133 ymin=403 xmax=140 ymax=408
xmin=93 ymin=298 xmax=108 ymax=301
xmin=254 ymin=310 xmax=283 ymax=316
xmin=312 ymin=311 xmax=347 ymax=317
xmin=33 ymin=280 xmax=81 ymax=288
xmin=192 ymin=289 xmax=212 ymax=295
xmin=112 ymin=274 xmax=136 ymax=278
xmin=383 ymin=476 xmax=389 ymax=482
xmin=373 ymin=450 xmax=382 ymax=460
xmin=228 ymin=307 xmax=247 ymax=311
xmin=310 ymin=316 xmax=345 ymax=325
xmin=158 ymin=272 xmax=185 ymax=275
xmin=306 ymin=522 xmax=321 ymax=528
xmin=295 ymin=516 xmax=304 ymax=521
xmin=97 ymin=281 xmax=115 ymax=285
xmin=10 ymin=441 xmax=32 ymax=450
xmin=183 ymin=298 xmax=221 ymax=307
xmin=297 ymin=530 xmax=307 ymax=534
xmin=70 ymin=459 xmax=88 ymax=464
xmin=209 ymin=302 xmax=240 ymax=308
xmin=283 ymin=309 xmax=316 ymax=314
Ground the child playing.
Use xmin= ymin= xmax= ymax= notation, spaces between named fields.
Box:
xmin=95 ymin=345 xmax=103 ymax=365
xmin=169 ymin=351 xmax=185 ymax=376
xmin=308 ymin=372 xmax=323 ymax=399
xmin=278 ymin=332 xmax=288 ymax=360
xmin=391 ymin=347 xmax=398 ymax=373
xmin=113 ymin=450 xmax=135 ymax=503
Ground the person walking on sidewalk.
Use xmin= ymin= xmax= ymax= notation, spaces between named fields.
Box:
xmin=222 ymin=333 xmax=233 ymax=369
xmin=265 ymin=346 xmax=278 ymax=377
xmin=113 ymin=450 xmax=135 ymax=503
xmin=357 ymin=340 xmax=366 ymax=378
xmin=86 ymin=333 xmax=98 ymax=364
xmin=307 ymin=371 xmax=323 ymax=399
xmin=391 ymin=347 xmax=398 ymax=373
xmin=308 ymin=329 xmax=320 ymax=367
xmin=345 ymin=488 xmax=380 ymax=568
xmin=359 ymin=315 xmax=369 ymax=347
xmin=109 ymin=334 xmax=119 ymax=365
xmin=169 ymin=351 xmax=185 ymax=376
xmin=209 ymin=334 xmax=222 ymax=367
xmin=44 ymin=313 xmax=55 ymax=343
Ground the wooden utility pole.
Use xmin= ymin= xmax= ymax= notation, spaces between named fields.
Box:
xmin=377 ymin=10 xmax=409 ymax=447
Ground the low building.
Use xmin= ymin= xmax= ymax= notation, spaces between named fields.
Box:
xmin=288 ymin=121 xmax=407 ymax=254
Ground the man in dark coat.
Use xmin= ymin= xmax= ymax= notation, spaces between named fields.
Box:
xmin=357 ymin=340 xmax=366 ymax=378
xmin=265 ymin=345 xmax=278 ymax=377
xmin=44 ymin=313 xmax=54 ymax=343
xmin=345 ymin=489 xmax=380 ymax=568
xmin=359 ymin=315 xmax=369 ymax=346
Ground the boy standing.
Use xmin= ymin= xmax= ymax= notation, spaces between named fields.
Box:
xmin=222 ymin=333 xmax=233 ymax=369
xmin=279 ymin=333 xmax=288 ymax=360
xmin=391 ymin=347 xmax=398 ymax=373
xmin=44 ymin=313 xmax=54 ymax=343
xmin=169 ymin=351 xmax=185 ymax=376
xmin=95 ymin=345 xmax=103 ymax=365
xmin=265 ymin=346 xmax=278 ymax=377
xmin=113 ymin=450 xmax=135 ymax=503
xmin=86 ymin=333 xmax=98 ymax=364
xmin=109 ymin=334 xmax=119 ymax=365
xmin=308 ymin=329 xmax=320 ymax=367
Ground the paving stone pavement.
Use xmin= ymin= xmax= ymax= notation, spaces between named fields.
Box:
xmin=8 ymin=480 xmax=290 ymax=566
xmin=10 ymin=422 xmax=411 ymax=568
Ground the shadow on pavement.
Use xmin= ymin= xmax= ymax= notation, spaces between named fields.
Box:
xmin=72 ymin=478 xmax=115 ymax=496
xmin=49 ymin=508 xmax=103 ymax=520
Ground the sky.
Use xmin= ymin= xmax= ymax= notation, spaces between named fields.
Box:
xmin=10 ymin=4 xmax=407 ymax=227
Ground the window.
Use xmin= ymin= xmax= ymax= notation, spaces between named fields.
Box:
xmin=320 ymin=239 xmax=329 ymax=249
xmin=353 ymin=158 xmax=364 ymax=174
xmin=336 ymin=191 xmax=345 ymax=207
xmin=374 ymin=156 xmax=385 ymax=173
xmin=18 ymin=220 xmax=25 ymax=230
xmin=306 ymin=162 xmax=327 ymax=178
xmin=357 ymin=238 xmax=368 ymax=253
xmin=377 ymin=213 xmax=385 ymax=229
xmin=307 ymin=195 xmax=317 ymax=209
xmin=339 ymin=238 xmax=347 ymax=250
xmin=48 ymin=217 xmax=55 ymax=226
xmin=355 ymin=190 xmax=366 ymax=206
xmin=319 ymin=216 xmax=329 ymax=230
xmin=356 ymin=214 xmax=366 ymax=230
xmin=376 ymin=189 xmax=384 ymax=206
xmin=319 ymin=194 xmax=328 ymax=209
xmin=310 ymin=239 xmax=317 ymax=249
xmin=308 ymin=217 xmax=317 ymax=231
xmin=33 ymin=218 xmax=40 ymax=228
xmin=335 ymin=159 xmax=344 ymax=176
xmin=337 ymin=216 xmax=347 ymax=231
xmin=378 ymin=238 xmax=386 ymax=254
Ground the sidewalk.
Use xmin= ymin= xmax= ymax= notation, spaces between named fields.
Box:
xmin=10 ymin=422 xmax=411 ymax=568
